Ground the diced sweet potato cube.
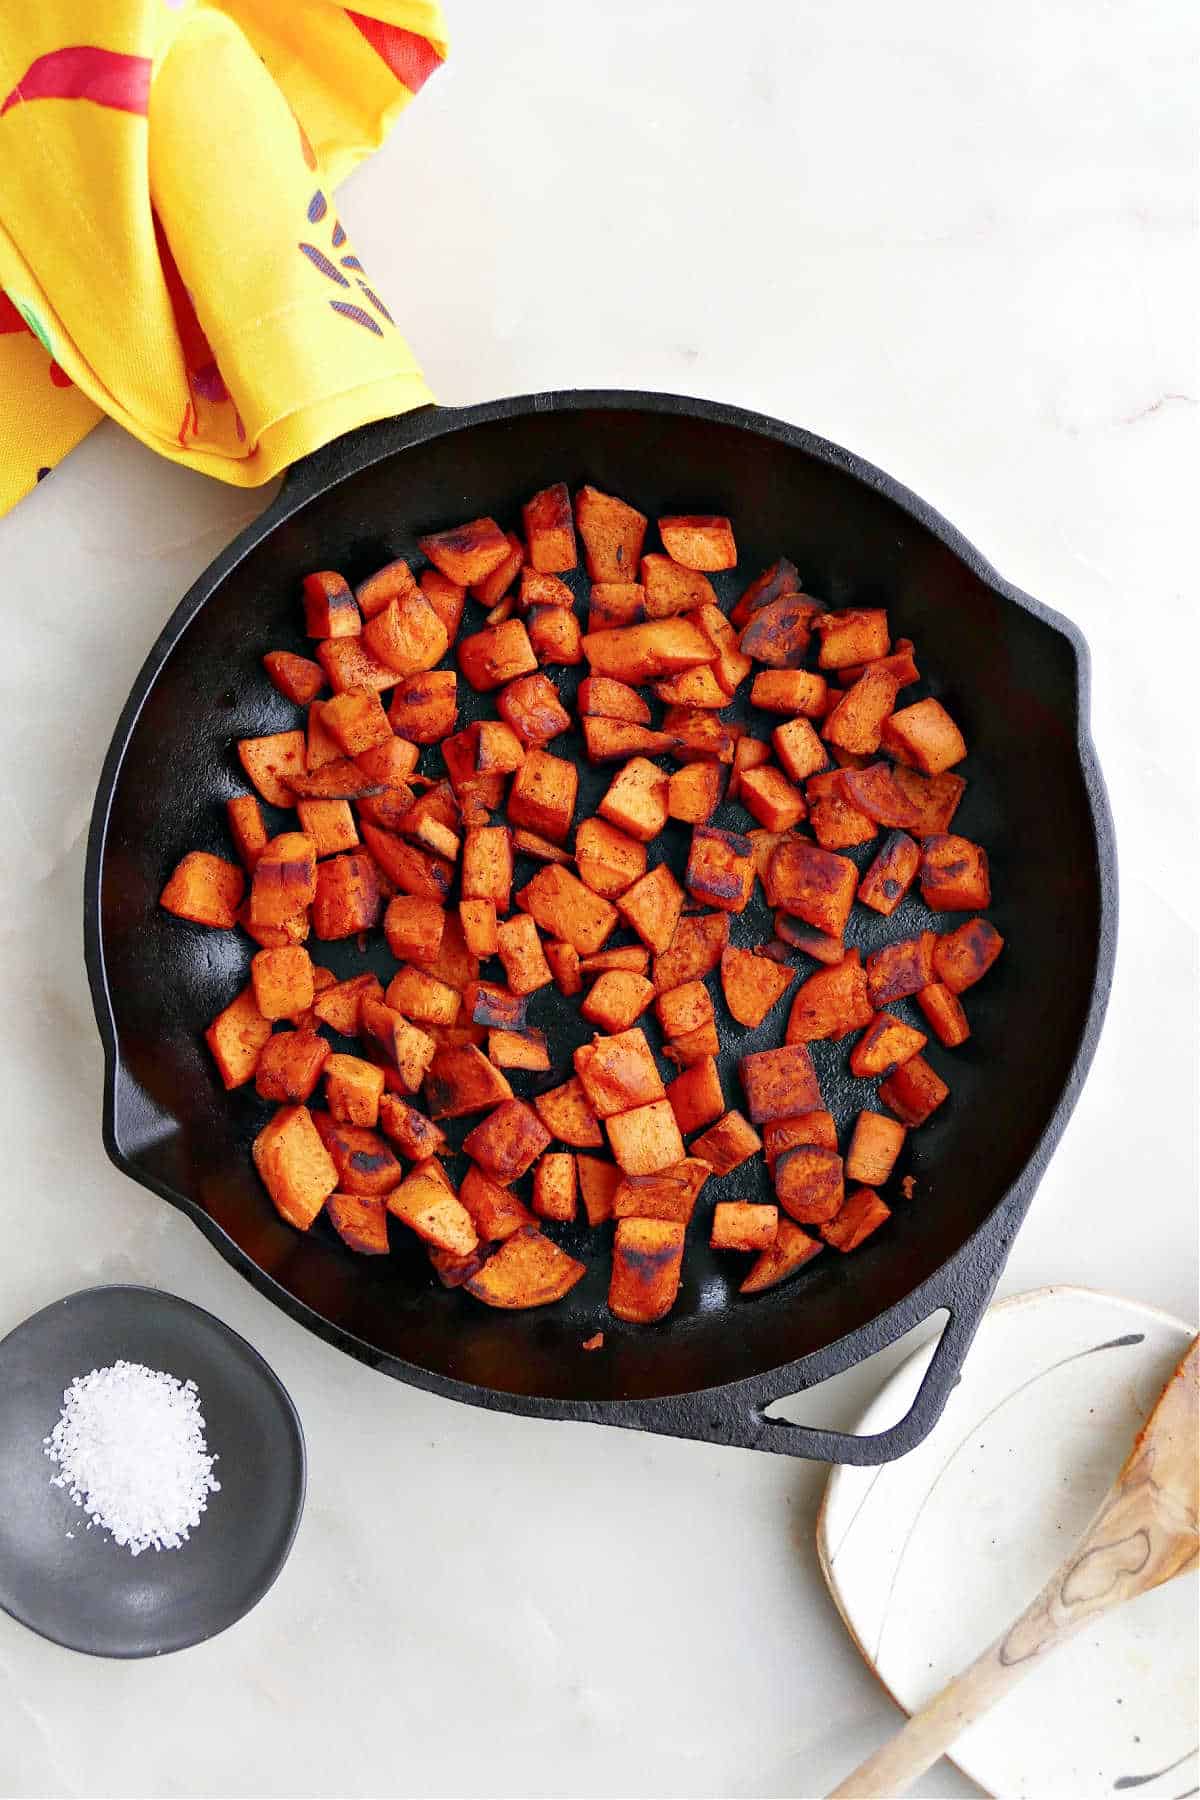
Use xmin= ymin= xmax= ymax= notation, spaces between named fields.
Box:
xmin=360 ymin=588 xmax=448 ymax=676
xmin=387 ymin=670 xmax=458 ymax=744
xmin=311 ymin=850 xmax=382 ymax=938
xmin=730 ymin=557 xmax=801 ymax=629
xmin=608 ymin=1217 xmax=686 ymax=1322
xmin=250 ymin=833 xmax=317 ymax=931
xmin=822 ymin=664 xmax=900 ymax=757
xmin=837 ymin=764 xmax=921 ymax=831
xmin=740 ymin=599 xmax=819 ymax=670
xmin=582 ymin=618 xmax=715 ymax=681
xmin=226 ymin=795 xmax=270 ymax=873
xmin=250 ymin=945 xmax=314 ymax=1022
xmin=418 ymin=516 xmax=509 ymax=586
xmin=425 ymin=1044 xmax=514 ymax=1118
xmin=774 ymin=1145 xmax=843 ymax=1224
xmin=885 ymin=766 xmax=964 ymax=840
xmin=738 ymin=765 xmax=807 ymax=832
xmin=773 ymin=915 xmax=845 ymax=963
xmin=883 ymin=697 xmax=967 ymax=774
xmin=849 ymin=1012 xmax=928 ymax=1078
xmin=378 ymin=1094 xmax=447 ymax=1161
xmin=419 ymin=568 xmax=467 ymax=643
xmin=465 ymin=982 xmax=528 ymax=1030
xmin=879 ymin=1055 xmax=949 ymax=1126
xmin=920 ymin=835 xmax=991 ymax=911
xmin=575 ymin=1156 xmax=620 ymax=1225
xmin=545 ymin=939 xmax=582 ymax=996
xmin=589 ymin=582 xmax=646 ymax=628
xmin=237 ymin=730 xmax=307 ymax=807
xmin=612 ymin=1158 xmax=710 ymax=1224
xmin=784 ymin=951 xmax=872 ymax=1043
xmin=575 ymin=817 xmax=647 ymax=898
xmin=518 ymin=569 xmax=574 ymax=612
xmin=382 ymin=895 xmax=445 ymax=965
xmin=639 ymin=555 xmax=716 ymax=617
xmin=317 ymin=637 xmax=402 ymax=695
xmin=286 ymin=756 xmax=387 ymax=801
xmin=761 ymin=1111 xmax=838 ymax=1160
xmin=512 ymin=828 xmax=572 ymax=865
xmin=845 ymin=1110 xmax=906 ymax=1186
xmin=766 ymin=840 xmax=857 ymax=938
xmin=866 ymin=932 xmax=937 ymax=1006
xmin=459 ymin=897 xmax=498 ymax=958
xmin=353 ymin=556 xmax=419 ymax=620
xmin=932 ymin=917 xmax=1004 ymax=993
xmin=668 ymin=762 xmax=725 ymax=824
xmin=470 ymin=531 xmax=525 ymax=606
xmin=466 ymin=1225 xmax=587 ymax=1309
xmin=690 ymin=1109 xmax=762 ymax=1174
xmin=917 ymin=982 xmax=970 ymax=1048
xmin=507 ymin=747 xmax=578 ymax=842
xmin=161 ymin=851 xmax=244 ymax=928
xmin=652 ymin=910 xmax=728 ymax=991
xmin=460 ymin=1163 xmax=536 ymax=1240
xmin=811 ymin=794 xmax=877 ymax=850
xmin=693 ymin=604 xmax=752 ymax=694
xmin=822 ymin=1186 xmax=891 ymax=1251
xmin=772 ymin=717 xmax=829 ymax=784
xmin=616 ymin=863 xmax=684 ymax=954
xmin=685 ymin=826 xmax=755 ymax=913
xmin=837 ymin=640 xmax=920 ymax=689
xmin=360 ymin=997 xmax=438 ymax=1092
xmin=582 ymin=970 xmax=655 ymax=1032
xmin=534 ymin=1077 xmax=604 ymax=1147
xmin=581 ymin=949 xmax=651 ymax=979
xmin=518 ymin=482 xmax=575 ymax=572
xmin=236 ymin=904 xmax=309 ymax=950
xmin=597 ymin=757 xmax=669 ymax=844
xmin=263 ymin=649 xmax=324 ymax=706
xmin=310 ymin=971 xmax=382 ymax=1036
xmin=516 ymin=863 xmax=618 ymax=954
xmin=205 ymin=985 xmax=272 ymax=1089
xmin=293 ymin=799 xmax=358 ymax=859
xmin=662 ymin=708 xmax=740 ymax=763
xmin=652 ymin=665 xmax=729 ymax=709
xmin=496 ymin=914 xmax=554 ymax=996
xmin=665 ymin=1055 xmax=724 ymax=1134
xmin=664 ymin=1021 xmax=720 ymax=1066
xmin=574 ymin=1027 xmax=665 ymax=1119
xmin=325 ymin=1190 xmax=390 ymax=1255
xmin=459 ymin=825 xmax=512 ymax=912
xmin=582 ymin=717 xmax=674 ymax=762
xmin=387 ymin=1163 xmax=478 ymax=1255
xmin=385 ymin=965 xmax=460 ymax=1028
xmin=324 ymin=1053 xmax=386 ymax=1127
xmin=318 ymin=689 xmax=395 ymax=761
xmin=857 ymin=830 xmax=921 ymax=916
xmin=254 ymin=1029 xmax=330 ymax=1103
xmin=814 ymin=609 xmax=889 ymax=669
xmin=740 ymin=1042 xmax=821 ymax=1124
xmin=711 ymin=1201 xmax=777 ymax=1251
xmin=303 ymin=571 xmax=359 ymax=639
xmin=577 ymin=674 xmax=651 ymax=724
xmin=655 ymin=980 xmax=713 ymax=1041
xmin=527 ymin=605 xmax=583 ymax=666
xmin=458 ymin=619 xmax=538 ymax=692
xmin=720 ymin=946 xmax=796 ymax=1028
xmin=360 ymin=824 xmax=452 ymax=902
xmin=487 ymin=1026 xmax=551 ymax=1071
xmin=461 ymin=1099 xmax=551 ymax=1183
xmin=658 ymin=514 xmax=736 ymax=571
xmin=254 ymin=1104 xmax=339 ymax=1228
xmin=740 ymin=1220 xmax=824 ymax=1293
xmin=532 ymin=1151 xmax=577 ymax=1221
xmin=575 ymin=486 xmax=647 ymax=581
xmin=473 ymin=721 xmax=525 ymax=777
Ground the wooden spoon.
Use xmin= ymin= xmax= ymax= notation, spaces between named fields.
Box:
xmin=828 ymin=1335 xmax=1198 ymax=1800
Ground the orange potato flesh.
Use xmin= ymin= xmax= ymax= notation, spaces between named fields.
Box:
xmin=814 ymin=609 xmax=889 ymax=670
xmin=327 ymin=1192 xmax=390 ymax=1255
xmin=668 ymin=761 xmax=725 ymax=824
xmin=589 ymin=583 xmax=646 ymax=628
xmin=605 ymin=1099 xmax=686 ymax=1175
xmin=576 ymin=1155 xmax=621 ymax=1225
xmin=226 ymin=796 xmax=269 ymax=872
xmin=386 ymin=1164 xmax=478 ymax=1256
xmin=458 ymin=618 xmax=538 ymax=692
xmin=533 ymin=1077 xmax=604 ymax=1148
xmin=652 ymin=910 xmax=728 ymax=992
xmin=528 ymin=605 xmax=583 ymax=666
xmin=741 ymin=599 xmax=819 ymax=671
xmin=919 ymin=835 xmax=991 ymax=911
xmin=532 ymin=1152 xmax=578 ymax=1222
xmin=460 ymin=1164 xmax=537 ymax=1240
xmin=253 ymin=1105 xmax=339 ymax=1229
xmin=206 ymin=985 xmax=273 ymax=1089
xmin=264 ymin=650 xmax=325 ymax=706
xmin=616 ymin=863 xmax=685 ymax=954
xmin=237 ymin=731 xmax=307 ymax=807
xmin=255 ymin=1030 xmax=330 ymax=1104
xmin=378 ymin=1094 xmax=448 ymax=1162
xmin=857 ymin=830 xmax=921 ymax=915
xmin=821 ymin=664 xmax=900 ymax=755
xmin=361 ymin=592 xmax=448 ymax=677
xmin=384 ymin=965 xmax=460 ymax=1029
xmin=773 ymin=1145 xmax=844 ymax=1224
xmin=496 ymin=914 xmax=554 ymax=997
xmin=612 ymin=1158 xmax=711 ymax=1224
xmin=766 ymin=840 xmax=858 ymax=938
xmin=822 ymin=1186 xmax=891 ymax=1252
xmin=685 ymin=827 xmax=755 ymax=913
xmin=507 ymin=747 xmax=578 ymax=843
xmin=784 ymin=952 xmax=873 ymax=1044
xmin=932 ymin=918 xmax=1004 ymax=994
xmin=465 ymin=1227 xmax=588 ymax=1310
xmin=470 ymin=531 xmax=524 ymax=606
xmin=761 ymin=1111 xmax=838 ymax=1161
xmin=878 ymin=1055 xmax=949 ymax=1126
xmin=424 ymin=1044 xmax=514 ymax=1119
xmin=387 ymin=670 xmax=458 ymax=743
xmin=740 ymin=1219 xmax=824 ymax=1293
xmin=523 ymin=483 xmax=578 ymax=572
xmin=720 ymin=947 xmax=796 ymax=1028
xmin=665 ymin=1056 xmax=725 ymax=1134
xmin=577 ymin=674 xmax=652 ymax=724
xmin=355 ymin=557 xmax=420 ymax=619
xmin=657 ymin=514 xmax=737 ymax=571
xmin=740 ymin=1042 xmax=821 ymax=1124
xmin=608 ymin=1217 xmax=686 ymax=1322
xmin=487 ymin=1027 xmax=551 ymax=1071
xmin=771 ymin=716 xmax=829 ymax=783
xmin=729 ymin=557 xmax=801 ymax=630
xmin=889 ymin=765 xmax=966 ymax=836
xmin=461 ymin=1099 xmax=552 ymax=1183
xmin=418 ymin=516 xmax=510 ymax=586
xmin=516 ymin=864 xmax=618 ymax=955
xmin=251 ymin=945 xmax=315 ymax=1022
xmin=848 ymin=1012 xmax=928 ymax=1078
xmin=845 ymin=1111 xmax=907 ymax=1186
xmin=655 ymin=980 xmax=713 ymax=1040
xmin=882 ymin=697 xmax=967 ymax=774
xmin=582 ymin=619 xmax=715 ymax=681
xmin=574 ymin=1028 xmax=666 ymax=1119
xmin=738 ymin=765 xmax=807 ymax=832
xmin=865 ymin=932 xmax=937 ymax=1007
xmin=690 ymin=1109 xmax=763 ymax=1175
xmin=545 ymin=939 xmax=583 ymax=996
xmin=917 ymin=981 xmax=971 ymax=1047
xmin=581 ymin=971 xmax=655 ymax=1033
xmin=302 ymin=571 xmax=360 ymax=639
xmin=161 ymin=852 xmax=244 ymax=929
xmin=576 ymin=817 xmax=648 ymax=898
xmin=498 ymin=672 xmax=572 ymax=745
xmin=639 ymin=556 xmax=717 ymax=617
xmin=711 ymin=1201 xmax=778 ymax=1252
xmin=575 ymin=486 xmax=648 ymax=582
xmin=598 ymin=757 xmax=669 ymax=844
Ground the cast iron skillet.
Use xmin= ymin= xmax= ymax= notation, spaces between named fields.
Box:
xmin=83 ymin=391 xmax=1116 ymax=1464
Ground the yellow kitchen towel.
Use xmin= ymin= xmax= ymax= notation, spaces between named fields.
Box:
xmin=0 ymin=0 xmax=447 ymax=513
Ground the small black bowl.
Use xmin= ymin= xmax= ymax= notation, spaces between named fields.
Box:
xmin=0 ymin=1285 xmax=305 ymax=1657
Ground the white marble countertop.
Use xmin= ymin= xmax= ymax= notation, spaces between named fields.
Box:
xmin=1 ymin=3 xmax=1195 ymax=1795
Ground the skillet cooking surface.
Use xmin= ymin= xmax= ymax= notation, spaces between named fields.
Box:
xmin=88 ymin=396 xmax=1111 ymax=1412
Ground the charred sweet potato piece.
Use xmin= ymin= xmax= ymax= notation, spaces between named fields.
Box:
xmin=882 ymin=697 xmax=967 ymax=774
xmin=738 ymin=765 xmax=807 ymax=832
xmin=822 ymin=1186 xmax=890 ymax=1251
xmin=460 ymin=1163 xmax=537 ymax=1240
xmin=294 ymin=799 xmax=359 ymax=858
xmin=655 ymin=980 xmax=713 ymax=1040
xmin=814 ymin=609 xmax=889 ymax=669
xmin=263 ymin=649 xmax=324 ymax=706
xmin=521 ymin=482 xmax=577 ymax=572
xmin=658 ymin=514 xmax=736 ymax=571
xmin=466 ymin=1225 xmax=587 ymax=1309
xmin=662 ymin=710 xmax=741 ymax=766
xmin=418 ymin=569 xmax=467 ymax=642
xmin=694 ymin=604 xmax=752 ymax=694
xmin=576 ymin=1155 xmax=621 ymax=1225
xmin=690 ymin=1109 xmax=762 ymax=1175
xmin=857 ymin=830 xmax=921 ymax=915
xmin=470 ymin=531 xmax=524 ymax=607
xmin=254 ymin=1105 xmax=339 ymax=1228
xmin=615 ymin=863 xmax=684 ymax=955
xmin=640 ymin=555 xmax=717 ymax=617
xmin=425 ymin=1044 xmax=514 ymax=1118
xmin=652 ymin=665 xmax=728 ymax=709
xmin=663 ymin=1020 xmax=720 ymax=1066
xmin=353 ymin=556 xmax=419 ymax=620
xmin=361 ymin=589 xmax=448 ymax=676
xmin=761 ymin=1111 xmax=838 ymax=1160
xmin=460 ymin=825 xmax=513 ymax=912
xmin=582 ymin=618 xmax=714 ymax=681
xmin=665 ymin=1055 xmax=724 ymax=1134
xmin=309 ymin=1112 xmax=403 ymax=1196
xmin=533 ymin=1076 xmax=604 ymax=1147
xmin=475 ymin=721 xmax=525 ymax=776
xmin=740 ymin=1042 xmax=821 ymax=1124
xmin=598 ymin=757 xmax=669 ymax=844
xmin=206 ymin=985 xmax=273 ymax=1089
xmin=507 ymin=746 xmax=578 ymax=843
xmin=932 ymin=917 xmax=1004 ymax=993
xmin=532 ymin=1151 xmax=577 ymax=1221
xmin=582 ymin=970 xmax=655 ymax=1032
xmin=250 ymin=833 xmax=318 ymax=931
xmin=161 ymin=851 xmax=244 ymax=929
xmin=237 ymin=730 xmax=307 ymax=807
xmin=574 ymin=1027 xmax=665 ymax=1119
xmin=251 ymin=945 xmax=315 ymax=1022
xmin=749 ymin=669 xmax=827 ymax=716
xmin=226 ymin=795 xmax=270 ymax=873
xmin=774 ymin=1145 xmax=844 ymax=1224
xmin=589 ymin=582 xmax=646 ymax=628
xmin=575 ymin=818 xmax=647 ymax=898
xmin=575 ymin=486 xmax=647 ymax=582
xmin=255 ymin=1029 xmax=330 ymax=1103
xmin=822 ymin=664 xmax=900 ymax=756
xmin=324 ymin=1053 xmax=386 ymax=1127
xmin=518 ymin=568 xmax=575 ymax=612
xmin=766 ymin=840 xmax=857 ymax=938
xmin=577 ymin=674 xmax=651 ymax=725
xmin=387 ymin=1162 xmax=478 ymax=1255
xmin=512 ymin=829 xmax=573 ymax=867
xmin=385 ymin=965 xmax=460 ymax=1028
xmin=609 ymin=1217 xmax=686 ymax=1322
xmin=740 ymin=1219 xmax=824 ymax=1293
xmin=318 ymin=688 xmax=391 ymax=757
xmin=515 ymin=863 xmax=618 ymax=957
xmin=360 ymin=997 xmax=438 ymax=1092
xmin=326 ymin=1192 xmax=390 ymax=1255
xmin=612 ymin=1158 xmax=710 ymax=1224
xmin=837 ymin=639 xmax=919 ymax=689
xmin=303 ymin=571 xmax=359 ymax=639
xmin=359 ymin=824 xmax=452 ymax=902
xmin=378 ymin=1094 xmax=448 ymax=1162
xmin=740 ymin=597 xmax=819 ymax=669
xmin=920 ymin=835 xmax=991 ymax=911
xmin=711 ymin=1201 xmax=778 ymax=1251
xmin=387 ymin=670 xmax=458 ymax=744
xmin=545 ymin=939 xmax=582 ymax=996
xmin=418 ymin=517 xmax=509 ymax=586
xmin=879 ymin=1055 xmax=948 ymax=1126
xmin=317 ymin=636 xmax=403 ymax=695
xmin=866 ymin=931 xmax=936 ymax=1006
xmin=581 ymin=717 xmax=673 ymax=762
xmin=311 ymin=850 xmax=383 ymax=938
xmin=773 ymin=914 xmax=845 ymax=964
xmin=720 ymin=947 xmax=796 ymax=1028
xmin=729 ymin=557 xmax=801 ymax=630
xmin=916 ymin=982 xmax=970 ymax=1047
xmin=462 ymin=1099 xmax=552 ymax=1183
xmin=811 ymin=793 xmax=877 ymax=851
xmin=459 ymin=898 xmax=498 ymax=958
xmin=496 ymin=914 xmax=554 ymax=996
xmin=383 ymin=895 xmax=445 ymax=966
xmin=771 ymin=717 xmax=829 ymax=786
xmin=838 ymin=763 xmax=922 ymax=830
xmin=464 ymin=982 xmax=528 ymax=1030
xmin=527 ymin=605 xmax=583 ymax=666
xmin=237 ymin=904 xmax=309 ymax=950
xmin=685 ymin=826 xmax=755 ymax=913
xmin=458 ymin=618 xmax=538 ymax=692
xmin=845 ymin=1110 xmax=907 ymax=1186
xmin=784 ymin=951 xmax=873 ymax=1043
xmin=667 ymin=761 xmax=725 ymax=825
xmin=652 ymin=910 xmax=728 ymax=991
xmin=488 ymin=1027 xmax=551 ymax=1071
xmin=311 ymin=971 xmax=382 ymax=1036
xmin=849 ymin=1012 xmax=927 ymax=1078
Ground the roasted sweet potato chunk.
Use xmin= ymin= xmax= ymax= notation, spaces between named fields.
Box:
xmin=772 ymin=716 xmax=829 ymax=783
xmin=508 ymin=747 xmax=578 ymax=842
xmin=385 ymin=965 xmax=460 ymax=1028
xmin=879 ymin=1055 xmax=948 ymax=1126
xmin=582 ymin=717 xmax=674 ymax=762
xmin=576 ymin=674 xmax=650 ymax=725
xmin=740 ymin=1042 xmax=821 ymax=1124
xmin=693 ymin=604 xmax=751 ymax=694
xmin=496 ymin=914 xmax=554 ymax=996
xmin=460 ymin=825 xmax=513 ymax=912
xmin=574 ymin=1027 xmax=666 ymax=1119
xmin=766 ymin=840 xmax=857 ymax=938
xmin=459 ymin=618 xmax=538 ymax=692
xmin=837 ymin=763 xmax=921 ymax=831
xmin=324 ymin=1053 xmax=386 ymax=1127
xmin=784 ymin=951 xmax=872 ymax=1043
xmin=462 ymin=1099 xmax=552 ymax=1183
xmin=255 ymin=1029 xmax=330 ymax=1103
xmin=690 ymin=1109 xmax=762 ymax=1174
xmin=658 ymin=514 xmax=736 ymax=571
xmin=302 ymin=571 xmax=359 ymax=639
xmin=360 ymin=997 xmax=438 ymax=1092
xmin=425 ymin=1044 xmax=514 ymax=1118
xmin=488 ymin=1026 xmax=551 ymax=1070
xmin=354 ymin=556 xmax=419 ymax=620
xmin=311 ymin=971 xmax=381 ymax=1035
xmin=523 ymin=482 xmax=577 ymax=572
xmin=740 ymin=1219 xmax=824 ymax=1293
xmin=495 ymin=673 xmax=570 ymax=749
xmin=598 ymin=756 xmax=669 ymax=844
xmin=575 ymin=818 xmax=647 ymax=899
xmin=582 ymin=618 xmax=714 ymax=681
xmin=917 ymin=982 xmax=970 ymax=1047
xmin=667 ymin=761 xmax=724 ymax=825
xmin=470 ymin=532 xmax=524 ymax=607
xmin=250 ymin=833 xmax=318 ymax=931
xmin=866 ymin=931 xmax=936 ymax=1006
xmin=882 ymin=697 xmax=967 ymax=774
xmin=419 ymin=569 xmax=467 ymax=642
xmin=849 ymin=1012 xmax=928 ymax=1078
xmin=517 ymin=863 xmax=618 ymax=955
xmin=613 ymin=1158 xmax=710 ymax=1224
xmin=729 ymin=557 xmax=800 ymax=629
xmin=655 ymin=979 xmax=713 ymax=1041
xmin=609 ymin=1217 xmax=686 ymax=1322
xmin=662 ymin=708 xmax=740 ymax=764
xmin=311 ymin=849 xmax=383 ymax=938
xmin=528 ymin=605 xmax=583 ymax=666
xmin=460 ymin=1163 xmax=536 ymax=1240
xmin=533 ymin=1151 xmax=577 ymax=1221
xmin=640 ymin=555 xmax=717 ymax=618
xmin=774 ymin=1145 xmax=844 ymax=1224
xmin=685 ymin=826 xmax=755 ymax=913
xmin=575 ymin=486 xmax=647 ymax=581
xmin=822 ymin=660 xmax=900 ymax=756
xmin=161 ymin=851 xmax=244 ymax=929
xmin=836 ymin=639 xmax=920 ymax=689
xmin=378 ymin=1094 xmax=448 ymax=1162
xmin=720 ymin=947 xmax=796 ymax=1028
xmin=589 ymin=582 xmax=646 ymax=628
xmin=237 ymin=730 xmax=307 ymax=807
xmin=327 ymin=1192 xmax=390 ymax=1255
xmin=652 ymin=910 xmax=728 ymax=991
xmin=615 ymin=863 xmax=684 ymax=954
xmin=582 ymin=970 xmax=655 ymax=1032
xmin=206 ymin=985 xmax=272 ymax=1089
xmin=932 ymin=917 xmax=1004 ymax=993
xmin=361 ymin=591 xmax=448 ymax=677
xmin=533 ymin=1077 xmax=604 ymax=1148
xmin=254 ymin=1105 xmax=339 ymax=1229
xmin=761 ymin=1111 xmax=838 ymax=1160
xmin=388 ymin=1162 xmax=478 ymax=1255
xmin=811 ymin=793 xmax=877 ymax=850
xmin=665 ymin=1055 xmax=724 ymax=1134
xmin=419 ymin=516 xmax=510 ymax=586
xmin=814 ymin=609 xmax=889 ymax=669
xmin=741 ymin=599 xmax=819 ymax=670
xmin=226 ymin=795 xmax=270 ymax=872
xmin=652 ymin=664 xmax=728 ymax=709
xmin=822 ymin=1186 xmax=890 ymax=1251
xmin=264 ymin=649 xmax=324 ymax=706
xmin=857 ymin=830 xmax=921 ymax=915
xmin=251 ymin=945 xmax=315 ymax=1021
xmin=466 ymin=1226 xmax=587 ymax=1309
xmin=711 ymin=1201 xmax=777 ymax=1251
xmin=387 ymin=670 xmax=458 ymax=743
xmin=518 ymin=569 xmax=574 ymax=612
xmin=920 ymin=835 xmax=991 ymax=911
xmin=576 ymin=1155 xmax=621 ymax=1225
xmin=773 ymin=915 xmax=845 ymax=964
xmin=738 ymin=765 xmax=807 ymax=832
xmin=295 ymin=798 xmax=359 ymax=858
xmin=361 ymin=824 xmax=452 ymax=902
xmin=383 ymin=895 xmax=445 ymax=965
xmin=317 ymin=636 xmax=403 ymax=695
xmin=845 ymin=1110 xmax=906 ymax=1186
xmin=465 ymin=982 xmax=529 ymax=1030
xmin=545 ymin=939 xmax=583 ymax=996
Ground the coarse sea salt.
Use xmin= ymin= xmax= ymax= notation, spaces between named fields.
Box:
xmin=44 ymin=1360 xmax=220 ymax=1556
